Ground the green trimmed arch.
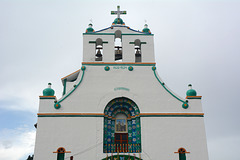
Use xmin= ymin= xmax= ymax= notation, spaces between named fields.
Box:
xmin=103 ymin=97 xmax=141 ymax=153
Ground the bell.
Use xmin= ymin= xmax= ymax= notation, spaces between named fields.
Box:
xmin=95 ymin=49 xmax=102 ymax=57
xmin=135 ymin=50 xmax=141 ymax=57
xmin=115 ymin=50 xmax=122 ymax=60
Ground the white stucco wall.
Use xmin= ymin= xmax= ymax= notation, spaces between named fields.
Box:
xmin=34 ymin=116 xmax=208 ymax=160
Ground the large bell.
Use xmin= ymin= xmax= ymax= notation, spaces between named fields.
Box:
xmin=95 ymin=49 xmax=102 ymax=57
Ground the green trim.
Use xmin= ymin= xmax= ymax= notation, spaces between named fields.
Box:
xmin=56 ymin=66 xmax=85 ymax=105
xmin=39 ymin=97 xmax=56 ymax=99
xmin=38 ymin=115 xmax=203 ymax=117
xmin=187 ymin=97 xmax=202 ymax=99
xmin=63 ymin=79 xmax=67 ymax=95
xmin=83 ymin=33 xmax=153 ymax=36
xmin=140 ymin=115 xmax=203 ymax=117
xmin=38 ymin=115 xmax=104 ymax=117
xmin=153 ymin=68 xmax=187 ymax=105
xmin=83 ymin=63 xmax=155 ymax=66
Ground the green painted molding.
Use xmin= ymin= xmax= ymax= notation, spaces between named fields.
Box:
xmin=38 ymin=114 xmax=203 ymax=118
xmin=186 ymin=96 xmax=202 ymax=99
xmin=38 ymin=115 xmax=104 ymax=117
xmin=152 ymin=67 xmax=187 ymax=104
xmin=62 ymin=79 xmax=67 ymax=96
xmin=140 ymin=115 xmax=203 ymax=117
xmin=83 ymin=33 xmax=153 ymax=36
xmin=55 ymin=66 xmax=86 ymax=105
xmin=82 ymin=63 xmax=155 ymax=66
xmin=39 ymin=97 xmax=56 ymax=100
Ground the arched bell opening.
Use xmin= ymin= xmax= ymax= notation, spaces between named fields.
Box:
xmin=95 ymin=38 xmax=103 ymax=61
xmin=114 ymin=30 xmax=122 ymax=62
xmin=134 ymin=39 xmax=141 ymax=62
xmin=103 ymin=97 xmax=141 ymax=153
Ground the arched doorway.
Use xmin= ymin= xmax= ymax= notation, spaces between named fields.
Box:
xmin=103 ymin=97 xmax=141 ymax=153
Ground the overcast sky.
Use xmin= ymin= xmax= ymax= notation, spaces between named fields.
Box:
xmin=0 ymin=0 xmax=240 ymax=160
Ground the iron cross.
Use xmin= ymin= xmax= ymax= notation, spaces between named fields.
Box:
xmin=111 ymin=6 xmax=127 ymax=19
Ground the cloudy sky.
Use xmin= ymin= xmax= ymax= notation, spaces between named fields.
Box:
xmin=0 ymin=0 xmax=240 ymax=159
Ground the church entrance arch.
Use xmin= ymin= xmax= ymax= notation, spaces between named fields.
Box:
xmin=103 ymin=97 xmax=141 ymax=153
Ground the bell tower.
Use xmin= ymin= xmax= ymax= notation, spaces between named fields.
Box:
xmin=83 ymin=6 xmax=154 ymax=63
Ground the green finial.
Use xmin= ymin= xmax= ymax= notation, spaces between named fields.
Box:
xmin=43 ymin=83 xmax=55 ymax=96
xmin=142 ymin=24 xmax=151 ymax=34
xmin=186 ymin=84 xmax=197 ymax=96
xmin=86 ymin=23 xmax=95 ymax=33
xmin=111 ymin=6 xmax=126 ymax=25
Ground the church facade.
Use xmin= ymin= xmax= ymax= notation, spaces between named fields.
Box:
xmin=34 ymin=6 xmax=209 ymax=160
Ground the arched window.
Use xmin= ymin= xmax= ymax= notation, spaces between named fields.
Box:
xmin=103 ymin=97 xmax=141 ymax=153
xmin=114 ymin=30 xmax=122 ymax=62
xmin=95 ymin=38 xmax=103 ymax=61
xmin=134 ymin=39 xmax=141 ymax=62
xmin=174 ymin=148 xmax=190 ymax=160
xmin=57 ymin=147 xmax=65 ymax=160
xmin=53 ymin=147 xmax=71 ymax=160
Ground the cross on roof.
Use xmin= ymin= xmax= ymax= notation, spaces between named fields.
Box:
xmin=111 ymin=6 xmax=127 ymax=19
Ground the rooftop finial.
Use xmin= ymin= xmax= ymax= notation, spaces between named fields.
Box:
xmin=188 ymin=84 xmax=192 ymax=89
xmin=111 ymin=5 xmax=127 ymax=19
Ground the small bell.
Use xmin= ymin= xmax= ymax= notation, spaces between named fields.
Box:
xmin=135 ymin=49 xmax=141 ymax=57
xmin=115 ymin=50 xmax=122 ymax=60
xmin=95 ymin=49 xmax=102 ymax=57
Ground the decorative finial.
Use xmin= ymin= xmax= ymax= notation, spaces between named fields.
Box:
xmin=188 ymin=84 xmax=192 ymax=89
xmin=43 ymin=83 xmax=55 ymax=96
xmin=111 ymin=6 xmax=127 ymax=19
xmin=86 ymin=23 xmax=95 ymax=33
xmin=186 ymin=84 xmax=197 ymax=96
xmin=142 ymin=23 xmax=151 ymax=34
